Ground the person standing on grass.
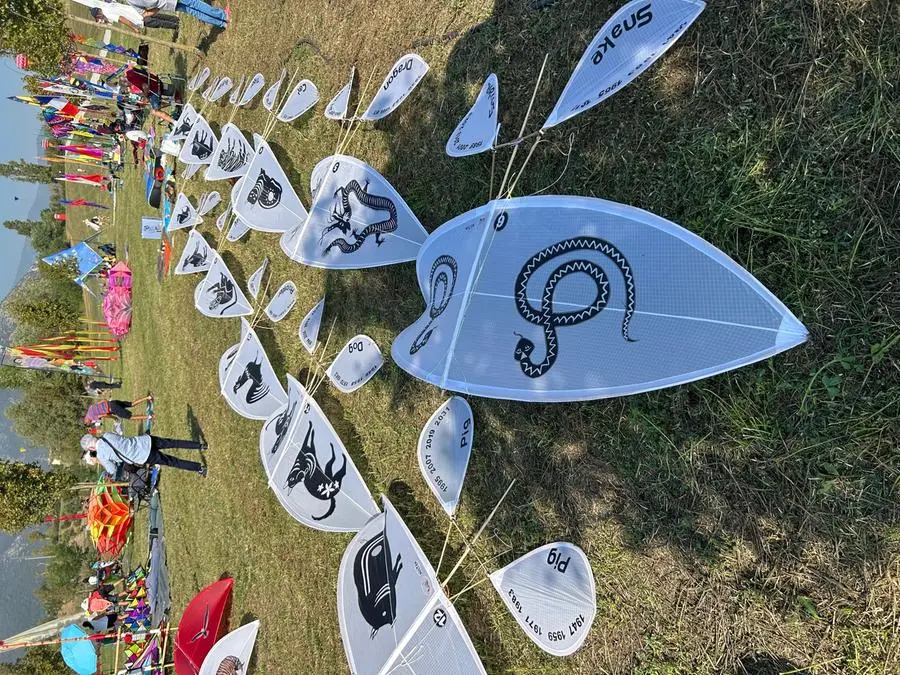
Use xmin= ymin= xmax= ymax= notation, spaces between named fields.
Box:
xmin=84 ymin=394 xmax=153 ymax=426
xmin=81 ymin=431 xmax=208 ymax=476
xmin=125 ymin=0 xmax=230 ymax=29
xmin=89 ymin=5 xmax=180 ymax=32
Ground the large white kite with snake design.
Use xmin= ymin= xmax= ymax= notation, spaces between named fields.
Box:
xmin=280 ymin=155 xmax=428 ymax=269
xmin=391 ymin=197 xmax=807 ymax=402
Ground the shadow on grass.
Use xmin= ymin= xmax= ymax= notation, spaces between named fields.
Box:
xmin=355 ymin=1 xmax=900 ymax=667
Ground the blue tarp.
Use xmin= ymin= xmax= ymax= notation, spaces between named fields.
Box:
xmin=42 ymin=242 xmax=103 ymax=286
xmin=60 ymin=625 xmax=97 ymax=675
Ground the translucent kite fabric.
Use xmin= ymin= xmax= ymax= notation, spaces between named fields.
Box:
xmin=263 ymin=281 xmax=297 ymax=321
xmin=232 ymin=134 xmax=308 ymax=233
xmin=326 ymin=335 xmax=383 ymax=393
xmin=360 ymin=54 xmax=429 ymax=121
xmin=204 ymin=123 xmax=253 ymax=181
xmin=262 ymin=68 xmax=286 ymax=111
xmin=417 ymin=396 xmax=473 ymax=516
xmin=259 ymin=375 xmax=379 ymax=531
xmin=178 ymin=114 xmax=218 ymax=165
xmin=167 ymin=192 xmax=198 ymax=231
xmin=446 ymin=74 xmax=499 ymax=157
xmin=299 ymin=298 xmax=324 ymax=353
xmin=169 ymin=103 xmax=197 ymax=141
xmin=219 ymin=318 xmax=288 ymax=420
xmin=194 ymin=254 xmax=253 ymax=318
xmin=337 ymin=496 xmax=485 ymax=675
xmin=543 ymin=0 xmax=706 ymax=129
xmin=392 ymin=196 xmax=807 ymax=402
xmin=277 ymin=79 xmax=319 ymax=122
xmin=239 ymin=73 xmax=265 ymax=106
xmin=208 ymin=76 xmax=233 ymax=103
xmin=174 ymin=229 xmax=212 ymax=275
xmin=325 ymin=68 xmax=354 ymax=120
xmin=187 ymin=67 xmax=210 ymax=92
xmin=198 ymin=620 xmax=260 ymax=675
xmin=280 ymin=155 xmax=427 ymax=269
xmin=489 ymin=542 xmax=596 ymax=656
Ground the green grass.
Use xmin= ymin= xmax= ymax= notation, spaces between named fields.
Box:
xmin=65 ymin=0 xmax=900 ymax=672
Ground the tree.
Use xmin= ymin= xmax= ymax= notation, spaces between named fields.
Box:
xmin=0 ymin=0 xmax=70 ymax=76
xmin=0 ymin=460 xmax=74 ymax=532
xmin=4 ymin=219 xmax=36 ymax=237
xmin=0 ymin=646 xmax=67 ymax=674
xmin=7 ymin=376 xmax=88 ymax=461
xmin=34 ymin=541 xmax=92 ymax=614
xmin=0 ymin=160 xmax=54 ymax=184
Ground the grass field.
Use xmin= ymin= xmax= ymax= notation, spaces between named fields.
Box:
xmin=67 ymin=0 xmax=898 ymax=672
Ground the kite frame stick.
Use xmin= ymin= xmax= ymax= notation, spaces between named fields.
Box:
xmin=441 ymin=478 xmax=515 ymax=587
xmin=503 ymin=131 xmax=544 ymax=198
xmin=449 ymin=573 xmax=491 ymax=601
xmin=434 ymin=519 xmax=454 ymax=578
xmin=496 ymin=54 xmax=548 ymax=199
xmin=336 ymin=64 xmax=378 ymax=157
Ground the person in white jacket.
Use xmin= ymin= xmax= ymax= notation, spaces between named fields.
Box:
xmin=81 ymin=432 xmax=207 ymax=476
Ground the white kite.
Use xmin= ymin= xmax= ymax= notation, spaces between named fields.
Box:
xmin=326 ymin=335 xmax=383 ymax=394
xmin=262 ymin=68 xmax=286 ymax=111
xmin=167 ymin=193 xmax=200 ymax=231
xmin=489 ymin=543 xmax=596 ymax=656
xmin=178 ymin=114 xmax=218 ymax=165
xmin=194 ymin=254 xmax=253 ymax=318
xmin=197 ymin=191 xmax=220 ymax=215
xmin=181 ymin=163 xmax=200 ymax=180
xmin=175 ymin=229 xmax=212 ymax=275
xmin=417 ymin=397 xmax=473 ymax=516
xmin=239 ymin=73 xmax=265 ymax=106
xmin=200 ymin=76 xmax=217 ymax=101
xmin=277 ymin=79 xmax=319 ymax=122
xmin=298 ymin=298 xmax=324 ymax=353
xmin=233 ymin=134 xmax=308 ymax=233
xmin=228 ymin=74 xmax=245 ymax=106
xmin=446 ymin=74 xmax=500 ymax=157
xmin=220 ymin=318 xmax=288 ymax=419
xmin=280 ymin=155 xmax=427 ymax=269
xmin=198 ymin=620 xmax=260 ymax=675
xmin=187 ymin=67 xmax=210 ymax=92
xmin=543 ymin=0 xmax=706 ymax=129
xmin=169 ymin=102 xmax=197 ymax=141
xmin=259 ymin=375 xmax=379 ymax=531
xmin=246 ymin=257 xmax=268 ymax=300
xmin=226 ymin=217 xmax=251 ymax=242
xmin=217 ymin=320 xmax=248 ymax=390
xmin=391 ymin=196 xmax=807 ymax=402
xmin=325 ymin=68 xmax=354 ymax=120
xmin=208 ymin=76 xmax=234 ymax=103
xmin=308 ymin=155 xmax=332 ymax=200
xmin=359 ymin=54 xmax=429 ymax=121
xmin=205 ymin=123 xmax=253 ymax=181
xmin=264 ymin=281 xmax=297 ymax=322
xmin=215 ymin=211 xmax=228 ymax=231
xmin=338 ymin=496 xmax=486 ymax=675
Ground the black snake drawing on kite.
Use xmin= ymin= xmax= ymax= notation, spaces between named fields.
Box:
xmin=409 ymin=255 xmax=458 ymax=355
xmin=513 ymin=237 xmax=636 ymax=378
xmin=321 ymin=179 xmax=398 ymax=254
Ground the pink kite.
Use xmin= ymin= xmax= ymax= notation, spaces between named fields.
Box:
xmin=102 ymin=262 xmax=132 ymax=337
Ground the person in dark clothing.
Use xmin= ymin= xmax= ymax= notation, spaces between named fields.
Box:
xmin=85 ymin=380 xmax=123 ymax=397
xmin=81 ymin=432 xmax=208 ymax=476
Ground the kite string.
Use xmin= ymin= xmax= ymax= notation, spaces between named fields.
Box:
xmin=496 ymin=53 xmax=548 ymax=200
xmin=527 ymin=132 xmax=576 ymax=197
xmin=441 ymin=479 xmax=515 ymax=587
